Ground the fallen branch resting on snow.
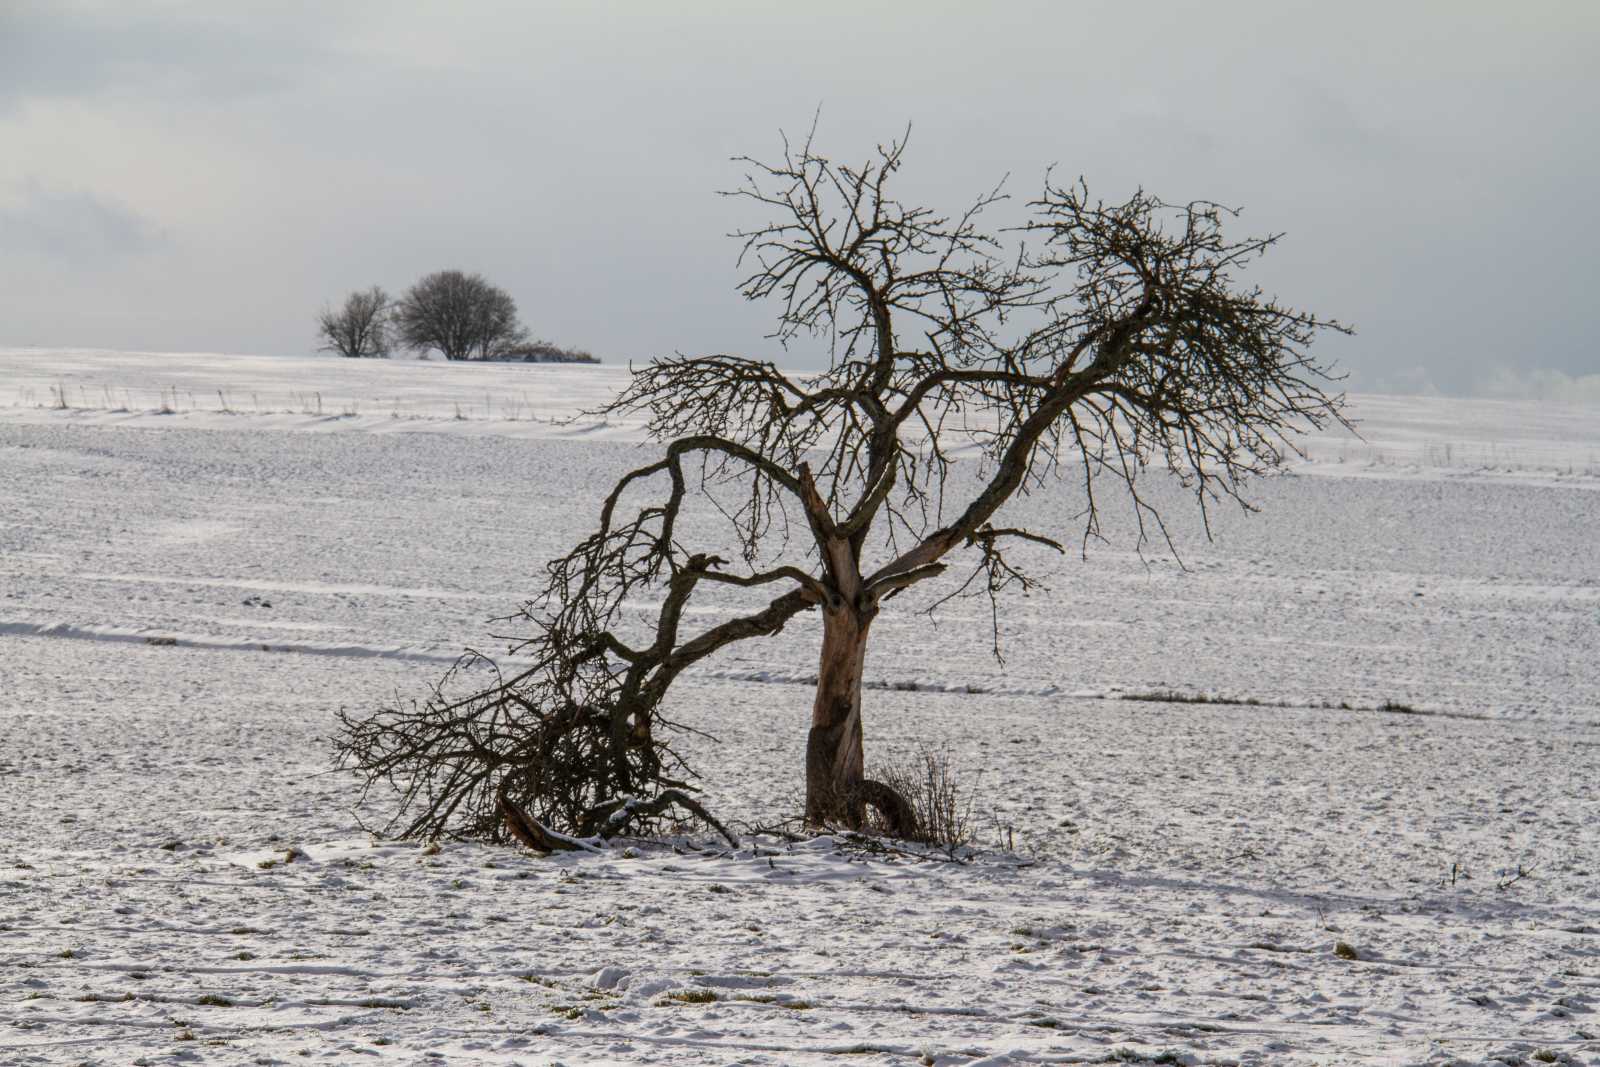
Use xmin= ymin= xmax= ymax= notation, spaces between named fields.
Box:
xmin=497 ymin=786 xmax=739 ymax=853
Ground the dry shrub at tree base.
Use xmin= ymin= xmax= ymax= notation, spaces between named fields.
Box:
xmin=864 ymin=746 xmax=978 ymax=848
xmin=335 ymin=125 xmax=1349 ymax=848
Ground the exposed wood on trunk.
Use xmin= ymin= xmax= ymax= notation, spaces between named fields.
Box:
xmin=498 ymin=789 xmax=580 ymax=853
xmin=803 ymin=569 xmax=918 ymax=832
xmin=806 ymin=596 xmax=873 ymax=825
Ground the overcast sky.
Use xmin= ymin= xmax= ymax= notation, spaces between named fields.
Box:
xmin=2 ymin=0 xmax=1596 ymax=395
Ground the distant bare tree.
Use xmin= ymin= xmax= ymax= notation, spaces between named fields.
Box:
xmin=337 ymin=128 xmax=1350 ymax=846
xmin=394 ymin=271 xmax=526 ymax=361
xmin=316 ymin=286 xmax=392 ymax=359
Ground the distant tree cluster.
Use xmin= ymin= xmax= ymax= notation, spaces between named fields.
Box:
xmin=316 ymin=271 xmax=592 ymax=362
xmin=393 ymin=270 xmax=524 ymax=361
xmin=493 ymin=341 xmax=601 ymax=365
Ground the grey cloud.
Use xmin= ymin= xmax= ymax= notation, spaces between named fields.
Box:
xmin=0 ymin=1 xmax=376 ymax=113
xmin=0 ymin=178 xmax=167 ymax=258
xmin=1290 ymin=83 xmax=1413 ymax=161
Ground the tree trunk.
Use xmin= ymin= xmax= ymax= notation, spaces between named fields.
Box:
xmin=805 ymin=597 xmax=871 ymax=826
xmin=804 ymin=596 xmax=918 ymax=836
xmin=796 ymin=467 xmax=918 ymax=837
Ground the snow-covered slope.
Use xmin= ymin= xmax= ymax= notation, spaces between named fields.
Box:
xmin=1 ymin=346 xmax=641 ymax=439
xmin=3 ymin=347 xmax=1598 ymax=1065
xmin=6 ymin=345 xmax=1600 ymax=483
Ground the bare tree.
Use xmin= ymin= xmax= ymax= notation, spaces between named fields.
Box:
xmin=316 ymin=286 xmax=392 ymax=358
xmin=393 ymin=270 xmax=526 ymax=361
xmin=336 ymin=129 xmax=1350 ymax=845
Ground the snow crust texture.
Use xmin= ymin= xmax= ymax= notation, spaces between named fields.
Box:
xmin=2 ymin=349 xmax=1599 ymax=1066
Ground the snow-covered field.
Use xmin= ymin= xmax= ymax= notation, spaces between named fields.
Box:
xmin=3 ymin=347 xmax=1598 ymax=1066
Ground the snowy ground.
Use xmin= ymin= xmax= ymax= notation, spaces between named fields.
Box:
xmin=2 ymin=348 xmax=1599 ymax=1065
